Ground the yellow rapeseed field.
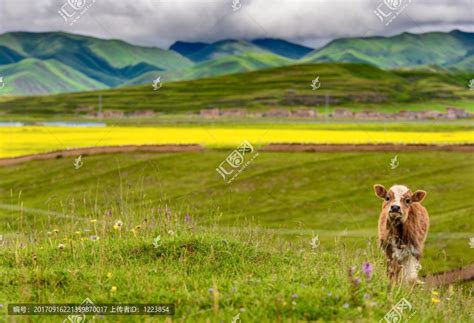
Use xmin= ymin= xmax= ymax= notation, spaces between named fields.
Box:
xmin=0 ymin=126 xmax=473 ymax=158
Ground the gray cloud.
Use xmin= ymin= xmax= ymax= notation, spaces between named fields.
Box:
xmin=0 ymin=0 xmax=472 ymax=49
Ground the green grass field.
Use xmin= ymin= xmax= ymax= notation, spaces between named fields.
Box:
xmin=0 ymin=150 xmax=473 ymax=321
xmin=0 ymin=63 xmax=473 ymax=118
xmin=1 ymin=150 xmax=472 ymax=270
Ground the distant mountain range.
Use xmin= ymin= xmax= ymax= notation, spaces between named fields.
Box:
xmin=170 ymin=38 xmax=313 ymax=61
xmin=303 ymin=30 xmax=474 ymax=69
xmin=0 ymin=30 xmax=472 ymax=95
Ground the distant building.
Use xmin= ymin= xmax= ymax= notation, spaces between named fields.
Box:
xmin=220 ymin=108 xmax=247 ymax=117
xmin=292 ymin=108 xmax=316 ymax=118
xmin=354 ymin=110 xmax=383 ymax=119
xmin=395 ymin=110 xmax=418 ymax=120
xmin=419 ymin=110 xmax=444 ymax=119
xmin=333 ymin=108 xmax=353 ymax=118
xmin=250 ymin=112 xmax=264 ymax=118
xmin=200 ymin=108 xmax=220 ymax=118
xmin=101 ymin=109 xmax=125 ymax=118
xmin=446 ymin=107 xmax=468 ymax=119
xmin=263 ymin=109 xmax=291 ymax=117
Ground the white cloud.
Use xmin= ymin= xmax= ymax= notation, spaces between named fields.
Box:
xmin=0 ymin=0 xmax=472 ymax=49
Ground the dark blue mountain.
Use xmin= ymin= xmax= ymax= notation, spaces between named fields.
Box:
xmin=251 ymin=38 xmax=313 ymax=59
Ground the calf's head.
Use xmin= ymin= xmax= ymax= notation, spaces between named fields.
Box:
xmin=374 ymin=184 xmax=426 ymax=225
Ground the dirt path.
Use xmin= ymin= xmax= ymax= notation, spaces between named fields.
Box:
xmin=263 ymin=143 xmax=474 ymax=152
xmin=0 ymin=144 xmax=204 ymax=166
xmin=423 ymin=264 xmax=474 ymax=287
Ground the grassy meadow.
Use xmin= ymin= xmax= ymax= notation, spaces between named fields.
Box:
xmin=0 ymin=149 xmax=473 ymax=321
xmin=0 ymin=28 xmax=473 ymax=322
xmin=0 ymin=62 xmax=472 ymax=321
xmin=0 ymin=63 xmax=473 ymax=118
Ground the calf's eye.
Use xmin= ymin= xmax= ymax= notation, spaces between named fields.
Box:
xmin=385 ymin=196 xmax=390 ymax=201
xmin=405 ymin=198 xmax=411 ymax=204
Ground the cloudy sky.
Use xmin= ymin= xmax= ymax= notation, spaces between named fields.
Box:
xmin=0 ymin=0 xmax=472 ymax=49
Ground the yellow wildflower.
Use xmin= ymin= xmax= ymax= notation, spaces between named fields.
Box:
xmin=111 ymin=286 xmax=117 ymax=293
xmin=90 ymin=219 xmax=97 ymax=224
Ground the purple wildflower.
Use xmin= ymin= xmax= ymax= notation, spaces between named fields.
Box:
xmin=291 ymin=294 xmax=298 ymax=299
xmin=185 ymin=214 xmax=191 ymax=223
xmin=208 ymin=288 xmax=214 ymax=294
xmin=362 ymin=262 xmax=373 ymax=280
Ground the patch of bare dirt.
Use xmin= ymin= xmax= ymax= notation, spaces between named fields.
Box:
xmin=262 ymin=143 xmax=474 ymax=152
xmin=0 ymin=144 xmax=204 ymax=166
xmin=424 ymin=264 xmax=474 ymax=287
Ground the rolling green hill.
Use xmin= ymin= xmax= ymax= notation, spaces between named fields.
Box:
xmin=0 ymin=32 xmax=192 ymax=93
xmin=182 ymin=40 xmax=269 ymax=62
xmin=0 ymin=30 xmax=472 ymax=95
xmin=0 ymin=62 xmax=472 ymax=116
xmin=251 ymin=38 xmax=313 ymax=59
xmin=304 ymin=30 xmax=474 ymax=69
xmin=171 ymin=38 xmax=313 ymax=60
xmin=0 ymin=58 xmax=107 ymax=94
xmin=127 ymin=52 xmax=294 ymax=85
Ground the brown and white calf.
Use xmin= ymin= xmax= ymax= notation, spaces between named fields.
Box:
xmin=374 ymin=184 xmax=430 ymax=284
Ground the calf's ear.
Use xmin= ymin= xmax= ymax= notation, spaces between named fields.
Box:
xmin=373 ymin=184 xmax=387 ymax=199
xmin=411 ymin=190 xmax=426 ymax=203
